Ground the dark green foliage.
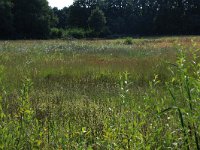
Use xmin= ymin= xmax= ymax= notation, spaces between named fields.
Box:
xmin=67 ymin=0 xmax=200 ymax=36
xmin=99 ymin=26 xmax=111 ymax=37
xmin=0 ymin=0 xmax=13 ymax=38
xmin=50 ymin=28 xmax=63 ymax=39
xmin=108 ymin=17 xmax=126 ymax=34
xmin=68 ymin=4 xmax=89 ymax=28
xmin=88 ymin=7 xmax=106 ymax=33
xmin=124 ymin=37 xmax=133 ymax=45
xmin=64 ymin=28 xmax=86 ymax=39
xmin=52 ymin=7 xmax=69 ymax=29
xmin=49 ymin=8 xmax=59 ymax=28
xmin=12 ymin=0 xmax=51 ymax=39
xmin=0 ymin=0 xmax=200 ymax=39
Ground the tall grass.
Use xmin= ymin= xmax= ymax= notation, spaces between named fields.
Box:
xmin=0 ymin=37 xmax=200 ymax=149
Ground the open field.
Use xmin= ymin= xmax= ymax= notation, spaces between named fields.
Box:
xmin=0 ymin=36 xmax=200 ymax=149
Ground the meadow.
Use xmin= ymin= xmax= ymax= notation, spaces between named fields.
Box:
xmin=0 ymin=37 xmax=200 ymax=149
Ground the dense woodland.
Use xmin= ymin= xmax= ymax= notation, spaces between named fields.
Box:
xmin=0 ymin=0 xmax=200 ymax=39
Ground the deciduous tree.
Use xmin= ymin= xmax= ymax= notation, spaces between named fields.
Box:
xmin=88 ymin=7 xmax=106 ymax=33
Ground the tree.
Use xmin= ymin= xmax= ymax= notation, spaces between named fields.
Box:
xmin=68 ymin=3 xmax=89 ymax=28
xmin=88 ymin=7 xmax=106 ymax=33
xmin=68 ymin=0 xmax=105 ymax=29
xmin=49 ymin=7 xmax=59 ymax=28
xmin=13 ymin=0 xmax=51 ymax=38
xmin=74 ymin=0 xmax=101 ymax=9
xmin=0 ymin=0 xmax=14 ymax=38
xmin=52 ymin=7 xmax=69 ymax=29
xmin=1 ymin=0 xmax=200 ymax=39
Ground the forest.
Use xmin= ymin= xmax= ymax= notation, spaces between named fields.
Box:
xmin=0 ymin=0 xmax=200 ymax=39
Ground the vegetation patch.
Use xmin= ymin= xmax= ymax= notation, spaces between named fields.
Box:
xmin=0 ymin=37 xmax=200 ymax=149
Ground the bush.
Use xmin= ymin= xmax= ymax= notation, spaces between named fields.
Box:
xmin=50 ymin=28 xmax=63 ymax=39
xmin=99 ymin=27 xmax=111 ymax=37
xmin=64 ymin=28 xmax=86 ymax=39
xmin=85 ymin=29 xmax=96 ymax=38
xmin=124 ymin=37 xmax=133 ymax=45
xmin=62 ymin=28 xmax=110 ymax=39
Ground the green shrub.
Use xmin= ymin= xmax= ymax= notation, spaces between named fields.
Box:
xmin=84 ymin=29 xmax=96 ymax=38
xmin=124 ymin=37 xmax=133 ymax=45
xmin=50 ymin=28 xmax=63 ymax=39
xmin=62 ymin=28 xmax=110 ymax=39
xmin=64 ymin=28 xmax=86 ymax=39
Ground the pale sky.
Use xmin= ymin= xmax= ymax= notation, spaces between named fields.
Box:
xmin=48 ymin=0 xmax=73 ymax=9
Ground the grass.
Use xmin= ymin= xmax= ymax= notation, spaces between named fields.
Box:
xmin=0 ymin=36 xmax=200 ymax=149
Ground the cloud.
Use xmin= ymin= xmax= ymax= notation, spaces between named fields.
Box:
xmin=48 ymin=0 xmax=73 ymax=9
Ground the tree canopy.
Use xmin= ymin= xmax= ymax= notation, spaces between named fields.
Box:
xmin=0 ymin=0 xmax=13 ymax=38
xmin=13 ymin=0 xmax=51 ymax=38
xmin=0 ymin=0 xmax=200 ymax=39
xmin=88 ymin=7 xmax=106 ymax=33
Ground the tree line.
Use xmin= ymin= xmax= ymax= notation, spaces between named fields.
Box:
xmin=0 ymin=0 xmax=200 ymax=39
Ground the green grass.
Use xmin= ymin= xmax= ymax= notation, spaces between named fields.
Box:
xmin=0 ymin=37 xmax=200 ymax=149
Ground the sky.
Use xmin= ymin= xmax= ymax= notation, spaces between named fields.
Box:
xmin=48 ymin=0 xmax=73 ymax=9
